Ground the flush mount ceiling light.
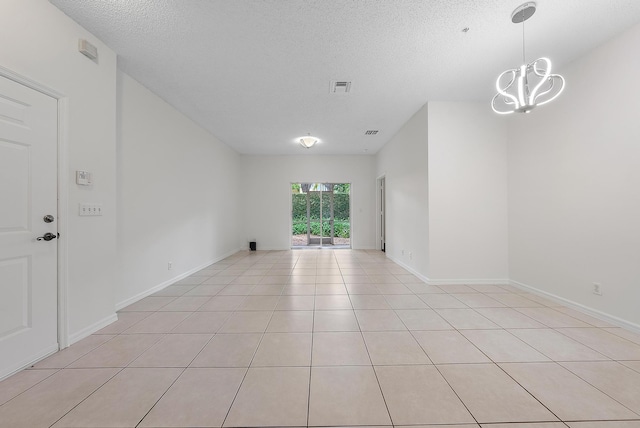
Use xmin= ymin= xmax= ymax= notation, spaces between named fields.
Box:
xmin=299 ymin=134 xmax=319 ymax=149
xmin=491 ymin=2 xmax=565 ymax=114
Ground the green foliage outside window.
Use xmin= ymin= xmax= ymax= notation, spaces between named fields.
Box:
xmin=291 ymin=193 xmax=350 ymax=220
xmin=291 ymin=218 xmax=350 ymax=238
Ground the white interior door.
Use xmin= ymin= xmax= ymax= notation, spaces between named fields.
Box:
xmin=0 ymin=75 xmax=58 ymax=379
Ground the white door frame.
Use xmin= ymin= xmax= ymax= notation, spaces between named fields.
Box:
xmin=0 ymin=65 xmax=70 ymax=350
xmin=376 ymin=174 xmax=386 ymax=252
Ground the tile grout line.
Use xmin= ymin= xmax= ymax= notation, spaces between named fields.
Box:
xmin=133 ymin=365 xmax=190 ymax=427
xmin=306 ymin=254 xmax=318 ymax=428
xmin=557 ymin=361 xmax=640 ymax=420
xmin=390 ymin=288 xmax=483 ymax=427
xmin=438 ymin=284 xmax=566 ymax=424
xmin=0 ymin=368 xmax=61 ymax=409
xmin=552 ymin=326 xmax=637 ymax=361
xmin=347 ymin=268 xmax=395 ymax=428
xmin=46 ymin=366 xmax=125 ymax=428
xmin=127 ymin=258 xmax=264 ymax=428
xmin=493 ymin=359 xmax=567 ymax=423
xmin=219 ymin=253 xmax=290 ymax=428
xmin=22 ymin=305 xmax=177 ymax=425
xmin=433 ymin=283 xmax=579 ymax=425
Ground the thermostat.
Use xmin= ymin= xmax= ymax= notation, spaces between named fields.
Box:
xmin=76 ymin=170 xmax=93 ymax=186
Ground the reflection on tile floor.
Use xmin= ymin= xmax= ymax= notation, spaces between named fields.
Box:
xmin=2 ymin=249 xmax=640 ymax=428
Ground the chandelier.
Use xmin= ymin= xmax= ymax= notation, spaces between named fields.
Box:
xmin=299 ymin=134 xmax=318 ymax=149
xmin=492 ymin=2 xmax=565 ymax=114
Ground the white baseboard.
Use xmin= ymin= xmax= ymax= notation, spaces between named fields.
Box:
xmin=242 ymin=245 xmax=370 ymax=251
xmin=115 ymin=248 xmax=241 ymax=311
xmin=428 ymin=278 xmax=510 ymax=285
xmin=248 ymin=246 xmax=288 ymax=251
xmin=510 ymin=279 xmax=640 ymax=334
xmin=385 ymin=255 xmax=430 ymax=284
xmin=365 ymin=259 xmax=640 ymax=334
xmin=68 ymin=313 xmax=118 ymax=346
xmin=384 ymin=254 xmax=509 ymax=286
xmin=0 ymin=343 xmax=59 ymax=382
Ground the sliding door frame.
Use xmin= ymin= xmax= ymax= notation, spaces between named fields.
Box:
xmin=290 ymin=182 xmax=352 ymax=249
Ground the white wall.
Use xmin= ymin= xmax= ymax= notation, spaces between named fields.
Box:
xmin=0 ymin=0 xmax=118 ymax=341
xmin=508 ymin=23 xmax=640 ymax=326
xmin=428 ymin=102 xmax=509 ymax=283
xmin=116 ymin=71 xmax=240 ymax=307
xmin=375 ymin=102 xmax=509 ymax=283
xmin=376 ymin=105 xmax=430 ymax=276
xmin=240 ymin=155 xmax=376 ymax=250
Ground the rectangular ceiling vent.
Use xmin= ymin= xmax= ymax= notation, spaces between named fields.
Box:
xmin=330 ymin=81 xmax=351 ymax=94
xmin=365 ymin=130 xmax=379 ymax=135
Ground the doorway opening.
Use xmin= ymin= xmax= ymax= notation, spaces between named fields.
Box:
xmin=291 ymin=183 xmax=351 ymax=249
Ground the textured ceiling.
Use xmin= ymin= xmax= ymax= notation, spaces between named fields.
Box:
xmin=50 ymin=0 xmax=640 ymax=155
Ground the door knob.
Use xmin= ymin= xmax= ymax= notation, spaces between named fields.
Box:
xmin=43 ymin=215 xmax=55 ymax=223
xmin=36 ymin=232 xmax=59 ymax=241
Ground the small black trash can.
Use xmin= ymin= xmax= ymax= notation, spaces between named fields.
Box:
xmin=249 ymin=241 xmax=256 ymax=251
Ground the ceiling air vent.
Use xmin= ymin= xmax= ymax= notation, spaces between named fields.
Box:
xmin=365 ymin=130 xmax=379 ymax=135
xmin=330 ymin=81 xmax=351 ymax=94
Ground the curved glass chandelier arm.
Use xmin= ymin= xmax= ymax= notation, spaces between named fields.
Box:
xmin=496 ymin=69 xmax=519 ymax=102
xmin=491 ymin=95 xmax=516 ymax=115
xmin=528 ymin=57 xmax=551 ymax=105
xmin=529 ymin=57 xmax=565 ymax=106
xmin=535 ymin=73 xmax=565 ymax=106
xmin=492 ymin=69 xmax=520 ymax=114
xmin=532 ymin=78 xmax=554 ymax=101
xmin=532 ymin=59 xmax=549 ymax=76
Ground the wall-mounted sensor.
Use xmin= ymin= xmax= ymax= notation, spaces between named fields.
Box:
xmin=76 ymin=170 xmax=93 ymax=186
xmin=78 ymin=39 xmax=98 ymax=61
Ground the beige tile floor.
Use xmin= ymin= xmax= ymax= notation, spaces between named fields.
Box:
xmin=2 ymin=249 xmax=640 ymax=428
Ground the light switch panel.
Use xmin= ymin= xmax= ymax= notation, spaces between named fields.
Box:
xmin=79 ymin=203 xmax=103 ymax=216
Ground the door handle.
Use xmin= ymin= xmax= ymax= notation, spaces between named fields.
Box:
xmin=36 ymin=232 xmax=59 ymax=241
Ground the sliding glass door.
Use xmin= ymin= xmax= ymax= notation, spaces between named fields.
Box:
xmin=291 ymin=183 xmax=350 ymax=248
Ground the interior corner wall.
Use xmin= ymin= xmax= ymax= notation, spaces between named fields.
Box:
xmin=239 ymin=155 xmax=376 ymax=251
xmin=116 ymin=71 xmax=241 ymax=307
xmin=507 ymin=23 xmax=640 ymax=326
xmin=0 ymin=0 xmax=117 ymax=342
xmin=427 ymin=102 xmax=509 ymax=283
xmin=376 ymin=104 xmax=429 ymax=277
